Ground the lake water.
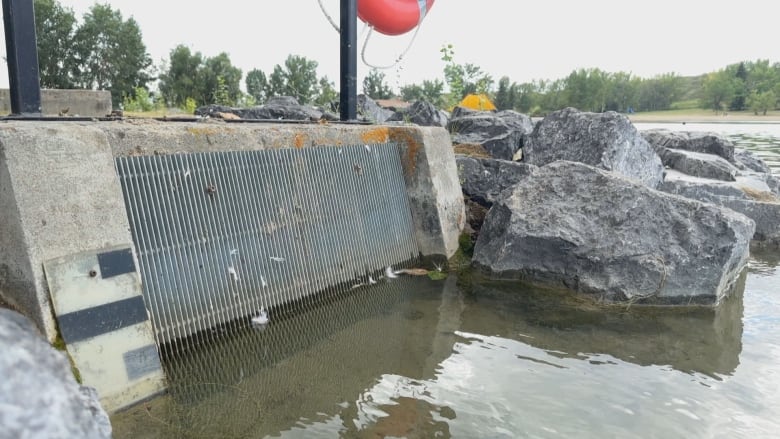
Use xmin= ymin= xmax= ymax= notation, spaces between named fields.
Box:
xmin=112 ymin=123 xmax=780 ymax=438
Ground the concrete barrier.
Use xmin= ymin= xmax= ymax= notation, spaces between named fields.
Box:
xmin=0 ymin=89 xmax=112 ymax=116
xmin=0 ymin=119 xmax=464 ymax=411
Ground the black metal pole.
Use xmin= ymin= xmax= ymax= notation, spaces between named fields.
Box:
xmin=3 ymin=0 xmax=42 ymax=116
xmin=339 ymin=0 xmax=357 ymax=121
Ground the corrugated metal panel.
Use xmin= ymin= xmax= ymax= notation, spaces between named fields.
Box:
xmin=115 ymin=143 xmax=419 ymax=345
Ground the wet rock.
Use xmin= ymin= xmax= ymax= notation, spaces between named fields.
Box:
xmin=642 ymin=129 xmax=735 ymax=162
xmin=448 ymin=110 xmax=532 ymax=161
xmin=388 ymin=100 xmax=449 ymax=127
xmin=0 ymin=309 xmax=111 ymax=438
xmin=473 ymin=161 xmax=754 ymax=305
xmin=659 ymin=148 xmax=738 ymax=181
xmin=524 ymin=108 xmax=664 ymax=188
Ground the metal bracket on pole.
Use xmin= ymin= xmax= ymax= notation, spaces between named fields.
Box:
xmin=2 ymin=0 xmax=43 ymax=116
xmin=339 ymin=0 xmax=357 ymax=122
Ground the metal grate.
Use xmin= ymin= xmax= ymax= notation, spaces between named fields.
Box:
xmin=115 ymin=143 xmax=419 ymax=345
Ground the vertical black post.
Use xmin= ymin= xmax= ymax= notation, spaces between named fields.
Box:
xmin=3 ymin=0 xmax=42 ymax=116
xmin=339 ymin=0 xmax=357 ymax=121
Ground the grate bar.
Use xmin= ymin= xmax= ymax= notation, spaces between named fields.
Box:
xmin=116 ymin=143 xmax=419 ymax=345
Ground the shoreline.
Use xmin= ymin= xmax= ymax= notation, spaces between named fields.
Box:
xmin=627 ymin=114 xmax=780 ymax=124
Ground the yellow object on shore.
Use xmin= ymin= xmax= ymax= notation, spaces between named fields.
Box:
xmin=459 ymin=94 xmax=496 ymax=111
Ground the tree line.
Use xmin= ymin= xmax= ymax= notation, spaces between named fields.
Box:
xmin=33 ymin=0 xmax=780 ymax=115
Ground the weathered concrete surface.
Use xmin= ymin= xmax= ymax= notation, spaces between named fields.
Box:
xmin=0 ymin=309 xmax=111 ymax=438
xmin=0 ymin=120 xmax=464 ymax=342
xmin=0 ymin=89 xmax=112 ymax=117
xmin=525 ymin=108 xmax=664 ymax=187
xmin=473 ymin=161 xmax=754 ymax=305
xmin=0 ymin=123 xmax=133 ymax=340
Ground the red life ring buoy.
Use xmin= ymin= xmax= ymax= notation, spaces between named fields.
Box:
xmin=358 ymin=0 xmax=435 ymax=36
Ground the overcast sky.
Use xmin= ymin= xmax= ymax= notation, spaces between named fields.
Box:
xmin=2 ymin=0 xmax=779 ymax=91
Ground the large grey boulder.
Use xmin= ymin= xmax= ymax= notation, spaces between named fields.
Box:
xmin=357 ymin=94 xmax=394 ymax=123
xmin=660 ymin=170 xmax=780 ymax=246
xmin=642 ymin=129 xmax=735 ymax=162
xmin=448 ymin=110 xmax=533 ymax=161
xmin=0 ymin=309 xmax=111 ymax=438
xmin=524 ymin=108 xmax=664 ymax=188
xmin=473 ymin=161 xmax=754 ymax=305
xmin=659 ymin=148 xmax=738 ymax=181
xmin=734 ymin=148 xmax=772 ymax=173
xmin=456 ymin=155 xmax=537 ymax=207
xmin=388 ymin=100 xmax=449 ymax=127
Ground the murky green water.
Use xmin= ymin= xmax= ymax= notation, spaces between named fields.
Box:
xmin=112 ymin=124 xmax=780 ymax=438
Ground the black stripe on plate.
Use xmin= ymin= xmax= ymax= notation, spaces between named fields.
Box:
xmin=58 ymin=296 xmax=148 ymax=344
xmin=123 ymin=344 xmax=162 ymax=381
xmin=97 ymin=248 xmax=136 ymax=279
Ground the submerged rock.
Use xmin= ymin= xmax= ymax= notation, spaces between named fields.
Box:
xmin=473 ymin=161 xmax=754 ymax=305
xmin=0 ymin=309 xmax=111 ymax=438
xmin=524 ymin=108 xmax=664 ymax=188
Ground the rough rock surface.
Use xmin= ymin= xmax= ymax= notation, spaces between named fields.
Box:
xmin=357 ymin=94 xmax=394 ymax=123
xmin=448 ymin=110 xmax=533 ymax=161
xmin=388 ymin=100 xmax=449 ymax=127
xmin=524 ymin=108 xmax=664 ymax=187
xmin=456 ymin=155 xmax=537 ymax=207
xmin=735 ymin=148 xmax=772 ymax=173
xmin=473 ymin=161 xmax=755 ymax=304
xmin=0 ymin=309 xmax=111 ymax=438
xmin=642 ymin=129 xmax=735 ymax=162
xmin=195 ymin=96 xmax=339 ymax=121
xmin=659 ymin=148 xmax=738 ymax=181
xmin=660 ymin=170 xmax=780 ymax=245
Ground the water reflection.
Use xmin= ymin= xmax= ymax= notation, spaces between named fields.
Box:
xmin=113 ymin=267 xmax=749 ymax=438
xmin=460 ymin=274 xmax=745 ymax=379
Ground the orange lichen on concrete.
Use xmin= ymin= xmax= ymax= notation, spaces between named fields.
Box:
xmin=387 ymin=127 xmax=422 ymax=175
xmin=293 ymin=133 xmax=307 ymax=149
xmin=360 ymin=127 xmax=390 ymax=144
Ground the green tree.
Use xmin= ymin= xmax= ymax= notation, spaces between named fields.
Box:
xmin=746 ymin=90 xmax=777 ymax=115
xmin=494 ymin=76 xmax=515 ymax=111
xmin=637 ymin=73 xmax=681 ymax=111
xmin=363 ymin=69 xmax=393 ymax=100
xmin=245 ymin=69 xmax=269 ymax=104
xmin=400 ymin=79 xmax=444 ymax=107
xmin=34 ymin=0 xmax=77 ymax=88
xmin=314 ymin=76 xmax=339 ymax=107
xmin=729 ymin=62 xmax=748 ymax=111
xmin=701 ymin=70 xmax=738 ymax=113
xmin=440 ymin=44 xmax=493 ymax=106
xmin=199 ymin=53 xmax=242 ymax=105
xmin=71 ymin=3 xmax=152 ymax=106
xmin=158 ymin=45 xmax=204 ymax=107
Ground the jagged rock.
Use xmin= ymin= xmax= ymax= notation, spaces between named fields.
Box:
xmin=357 ymin=94 xmax=394 ymax=123
xmin=194 ymin=96 xmax=339 ymax=121
xmin=659 ymin=148 xmax=738 ymax=181
xmin=448 ymin=110 xmax=532 ymax=161
xmin=642 ymin=129 xmax=735 ymax=162
xmin=659 ymin=170 xmax=780 ymax=245
xmin=524 ymin=108 xmax=664 ymax=188
xmin=455 ymin=155 xmax=537 ymax=207
xmin=388 ymin=100 xmax=449 ymax=127
xmin=0 ymin=309 xmax=111 ymax=438
xmin=768 ymin=174 xmax=780 ymax=196
xmin=450 ymin=105 xmax=479 ymax=119
xmin=735 ymin=148 xmax=772 ymax=173
xmin=473 ymin=161 xmax=754 ymax=305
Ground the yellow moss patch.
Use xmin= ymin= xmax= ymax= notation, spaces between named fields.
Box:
xmin=453 ymin=143 xmax=491 ymax=158
xmin=740 ymin=186 xmax=780 ymax=203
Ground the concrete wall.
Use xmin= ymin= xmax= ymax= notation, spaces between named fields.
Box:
xmin=0 ymin=89 xmax=112 ymax=117
xmin=0 ymin=119 xmax=465 ymax=342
